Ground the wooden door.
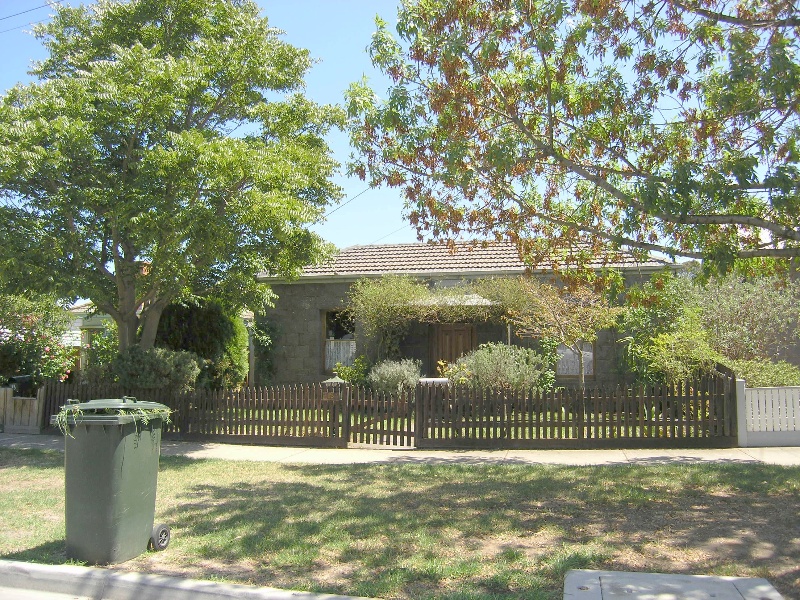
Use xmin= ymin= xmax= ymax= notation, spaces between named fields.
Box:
xmin=431 ymin=324 xmax=477 ymax=373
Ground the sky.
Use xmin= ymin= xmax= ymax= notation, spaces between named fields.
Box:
xmin=0 ymin=0 xmax=419 ymax=250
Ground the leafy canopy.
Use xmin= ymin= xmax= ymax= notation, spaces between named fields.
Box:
xmin=0 ymin=0 xmax=343 ymax=351
xmin=347 ymin=0 xmax=800 ymax=276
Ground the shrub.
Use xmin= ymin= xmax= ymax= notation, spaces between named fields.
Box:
xmin=334 ymin=355 xmax=370 ymax=386
xmin=0 ymin=294 xmax=74 ymax=387
xmin=636 ymin=314 xmax=723 ymax=383
xmin=727 ymin=359 xmax=800 ymax=387
xmin=111 ymin=346 xmax=201 ymax=393
xmin=250 ymin=316 xmax=278 ymax=385
xmin=367 ymin=358 xmax=421 ymax=395
xmin=439 ymin=342 xmax=556 ymax=392
xmin=156 ymin=300 xmax=249 ymax=388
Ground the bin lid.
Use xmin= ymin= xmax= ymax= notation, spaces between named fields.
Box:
xmin=64 ymin=396 xmax=170 ymax=413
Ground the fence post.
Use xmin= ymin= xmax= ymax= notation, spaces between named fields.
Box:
xmin=341 ymin=384 xmax=351 ymax=443
xmin=735 ymin=378 xmax=748 ymax=447
xmin=414 ymin=384 xmax=424 ymax=448
xmin=0 ymin=387 xmax=9 ymax=431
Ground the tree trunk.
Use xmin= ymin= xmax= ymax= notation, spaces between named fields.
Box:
xmin=138 ymin=300 xmax=168 ymax=350
xmin=576 ymin=341 xmax=585 ymax=390
xmin=116 ymin=314 xmax=139 ymax=353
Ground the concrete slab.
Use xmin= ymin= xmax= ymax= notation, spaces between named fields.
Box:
xmin=0 ymin=560 xmax=376 ymax=600
xmin=564 ymin=570 xmax=783 ymax=600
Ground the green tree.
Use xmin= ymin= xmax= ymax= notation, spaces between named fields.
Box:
xmin=0 ymin=0 xmax=342 ymax=352
xmin=0 ymin=294 xmax=74 ymax=386
xmin=695 ymin=273 xmax=800 ymax=361
xmin=347 ymin=0 xmax=800 ymax=276
xmin=477 ymin=278 xmax=623 ymax=388
xmin=619 ymin=269 xmax=800 ymax=383
xmin=155 ymin=299 xmax=249 ymax=388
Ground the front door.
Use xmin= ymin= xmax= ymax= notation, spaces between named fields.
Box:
xmin=431 ymin=324 xmax=477 ymax=374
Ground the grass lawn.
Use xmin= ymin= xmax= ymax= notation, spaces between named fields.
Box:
xmin=1 ymin=447 xmax=798 ymax=600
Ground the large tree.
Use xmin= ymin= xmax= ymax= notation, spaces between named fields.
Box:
xmin=0 ymin=0 xmax=342 ymax=351
xmin=347 ymin=0 xmax=800 ymax=275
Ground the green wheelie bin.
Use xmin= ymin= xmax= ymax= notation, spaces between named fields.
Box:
xmin=52 ymin=397 xmax=172 ymax=565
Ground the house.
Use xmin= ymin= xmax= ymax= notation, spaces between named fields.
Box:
xmin=259 ymin=241 xmax=667 ymax=387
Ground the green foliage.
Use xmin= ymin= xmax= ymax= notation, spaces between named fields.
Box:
xmin=111 ymin=346 xmax=201 ymax=393
xmin=726 ymin=359 xmax=800 ymax=388
xmin=348 ymin=1 xmax=800 ymax=275
xmin=367 ymin=358 xmax=421 ymax=395
xmin=620 ymin=269 xmax=800 ymax=384
xmin=346 ymin=275 xmax=616 ymax=382
xmin=85 ymin=323 xmax=118 ymax=366
xmin=618 ymin=271 xmax=698 ymax=383
xmin=477 ymin=277 xmax=624 ymax=388
xmin=638 ymin=314 xmax=724 ymax=383
xmin=0 ymin=0 xmax=342 ymax=351
xmin=78 ymin=324 xmax=120 ymax=386
xmin=439 ymin=342 xmax=557 ymax=393
xmin=0 ymin=294 xmax=74 ymax=386
xmin=250 ymin=316 xmax=278 ymax=386
xmin=334 ymin=355 xmax=370 ymax=387
xmin=694 ymin=274 xmax=800 ymax=361
xmin=156 ymin=300 xmax=248 ymax=388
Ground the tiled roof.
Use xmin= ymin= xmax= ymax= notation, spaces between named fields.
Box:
xmin=292 ymin=242 xmax=664 ymax=279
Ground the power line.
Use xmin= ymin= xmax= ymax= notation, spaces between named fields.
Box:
xmin=321 ymin=186 xmax=370 ymax=220
xmin=0 ymin=1 xmax=62 ymax=22
xmin=370 ymin=224 xmax=412 ymax=244
xmin=0 ymin=17 xmax=48 ymax=34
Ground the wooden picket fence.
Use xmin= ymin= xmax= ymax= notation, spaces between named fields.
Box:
xmin=38 ymin=374 xmax=737 ymax=449
xmin=417 ymin=376 xmax=736 ymax=449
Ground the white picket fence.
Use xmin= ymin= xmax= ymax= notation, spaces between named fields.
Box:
xmin=737 ymin=382 xmax=800 ymax=447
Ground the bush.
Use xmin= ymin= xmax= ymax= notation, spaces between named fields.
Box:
xmin=636 ymin=317 xmax=723 ymax=383
xmin=727 ymin=359 xmax=800 ymax=387
xmin=111 ymin=346 xmax=202 ymax=393
xmin=439 ymin=342 xmax=556 ymax=392
xmin=334 ymin=355 xmax=370 ymax=386
xmin=156 ymin=300 xmax=249 ymax=388
xmin=367 ymin=358 xmax=421 ymax=395
xmin=0 ymin=294 xmax=74 ymax=387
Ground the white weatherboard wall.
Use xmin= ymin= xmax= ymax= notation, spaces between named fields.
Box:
xmin=737 ymin=381 xmax=800 ymax=447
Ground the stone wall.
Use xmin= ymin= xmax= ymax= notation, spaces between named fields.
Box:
xmin=267 ymin=282 xmax=354 ymax=383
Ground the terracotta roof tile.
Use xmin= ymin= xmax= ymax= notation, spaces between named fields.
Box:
xmin=295 ymin=242 xmax=663 ymax=279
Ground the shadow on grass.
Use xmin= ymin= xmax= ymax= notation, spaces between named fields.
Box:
xmin=0 ymin=447 xmax=64 ymax=470
xmin=3 ymin=448 xmax=799 ymax=599
xmin=152 ymin=461 xmax=800 ymax=599
xmin=1 ymin=540 xmax=67 ymax=564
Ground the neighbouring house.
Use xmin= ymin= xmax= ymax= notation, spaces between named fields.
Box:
xmin=66 ymin=300 xmax=112 ymax=372
xmin=259 ymin=241 xmax=667 ymax=387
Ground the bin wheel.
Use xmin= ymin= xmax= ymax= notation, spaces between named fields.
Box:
xmin=149 ymin=523 xmax=171 ymax=551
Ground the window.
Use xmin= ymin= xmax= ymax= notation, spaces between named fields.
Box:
xmin=324 ymin=311 xmax=355 ymax=371
xmin=556 ymin=342 xmax=594 ymax=377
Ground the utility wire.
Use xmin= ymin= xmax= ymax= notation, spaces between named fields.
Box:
xmin=0 ymin=17 xmax=48 ymax=34
xmin=321 ymin=186 xmax=370 ymax=220
xmin=0 ymin=1 xmax=62 ymax=21
xmin=370 ymin=223 xmax=412 ymax=244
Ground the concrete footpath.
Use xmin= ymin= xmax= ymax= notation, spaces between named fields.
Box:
xmin=2 ymin=431 xmax=800 ymax=465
